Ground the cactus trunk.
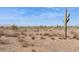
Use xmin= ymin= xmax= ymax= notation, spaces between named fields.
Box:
xmin=64 ymin=8 xmax=67 ymax=39
xmin=64 ymin=8 xmax=70 ymax=39
xmin=64 ymin=19 xmax=67 ymax=39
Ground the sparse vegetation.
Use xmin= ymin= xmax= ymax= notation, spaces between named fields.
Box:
xmin=0 ymin=40 xmax=10 ymax=45
xmin=0 ymin=25 xmax=78 ymax=51
xmin=51 ymin=37 xmax=55 ymax=40
xmin=11 ymin=24 xmax=18 ymax=30
xmin=40 ymin=36 xmax=46 ymax=39
xmin=22 ymin=42 xmax=31 ymax=47
xmin=18 ymin=38 xmax=25 ymax=42
xmin=32 ymin=49 xmax=36 ymax=52
xmin=32 ymin=36 xmax=35 ymax=40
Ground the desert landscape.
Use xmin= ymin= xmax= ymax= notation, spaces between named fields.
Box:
xmin=0 ymin=25 xmax=79 ymax=52
xmin=0 ymin=7 xmax=78 ymax=52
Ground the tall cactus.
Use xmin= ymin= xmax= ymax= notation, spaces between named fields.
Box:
xmin=64 ymin=8 xmax=70 ymax=39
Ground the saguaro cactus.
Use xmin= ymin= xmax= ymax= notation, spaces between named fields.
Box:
xmin=64 ymin=8 xmax=70 ymax=39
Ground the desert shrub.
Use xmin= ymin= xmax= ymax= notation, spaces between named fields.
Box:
xmin=32 ymin=49 xmax=36 ymax=52
xmin=43 ymin=33 xmax=49 ymax=36
xmin=29 ymin=34 xmax=32 ymax=36
xmin=40 ymin=33 xmax=42 ymax=36
xmin=11 ymin=24 xmax=18 ymax=30
xmin=0 ymin=40 xmax=10 ymax=45
xmin=76 ymin=37 xmax=79 ymax=40
xmin=18 ymin=38 xmax=25 ymax=42
xmin=40 ymin=36 xmax=46 ymax=39
xmin=0 ymin=30 xmax=5 ymax=36
xmin=32 ymin=36 xmax=35 ymax=40
xmin=0 ymin=26 xmax=4 ymax=28
xmin=22 ymin=42 xmax=31 ymax=47
xmin=51 ymin=37 xmax=55 ymax=40
xmin=59 ymin=37 xmax=63 ymax=40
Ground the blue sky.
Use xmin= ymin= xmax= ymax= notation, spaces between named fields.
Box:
xmin=0 ymin=7 xmax=79 ymax=26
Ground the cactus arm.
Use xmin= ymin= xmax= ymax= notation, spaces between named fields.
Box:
xmin=67 ymin=13 xmax=70 ymax=23
xmin=68 ymin=13 xmax=70 ymax=18
xmin=67 ymin=18 xmax=69 ymax=23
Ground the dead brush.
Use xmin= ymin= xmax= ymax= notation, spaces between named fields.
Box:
xmin=51 ymin=37 xmax=55 ymax=40
xmin=22 ymin=41 xmax=31 ymax=47
xmin=76 ymin=37 xmax=79 ymax=40
xmin=40 ymin=33 xmax=42 ymax=36
xmin=32 ymin=49 xmax=36 ymax=52
xmin=0 ymin=31 xmax=5 ymax=36
xmin=43 ymin=33 xmax=53 ymax=37
xmin=59 ymin=37 xmax=65 ymax=40
xmin=69 ymin=33 xmax=77 ymax=39
xmin=29 ymin=34 xmax=33 ymax=37
xmin=40 ymin=36 xmax=46 ymax=40
xmin=11 ymin=24 xmax=18 ymax=30
xmin=58 ymin=34 xmax=65 ymax=39
xmin=32 ymin=36 xmax=35 ymax=40
xmin=43 ymin=33 xmax=49 ymax=36
xmin=18 ymin=38 xmax=25 ymax=42
xmin=0 ymin=40 xmax=10 ymax=45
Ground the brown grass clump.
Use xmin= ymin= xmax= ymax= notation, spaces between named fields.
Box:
xmin=59 ymin=37 xmax=64 ymax=40
xmin=76 ymin=38 xmax=79 ymax=40
xmin=43 ymin=33 xmax=53 ymax=37
xmin=40 ymin=33 xmax=42 ymax=36
xmin=18 ymin=38 xmax=25 ymax=42
xmin=11 ymin=24 xmax=18 ymax=30
xmin=29 ymin=34 xmax=33 ymax=37
xmin=40 ymin=36 xmax=46 ymax=40
xmin=0 ymin=40 xmax=10 ymax=45
xmin=43 ymin=33 xmax=49 ymax=36
xmin=32 ymin=36 xmax=35 ymax=40
xmin=51 ymin=37 xmax=55 ymax=40
xmin=22 ymin=42 xmax=31 ymax=47
xmin=32 ymin=49 xmax=36 ymax=52
xmin=69 ymin=34 xmax=77 ymax=39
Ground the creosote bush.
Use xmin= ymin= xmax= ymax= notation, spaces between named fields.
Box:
xmin=11 ymin=24 xmax=18 ymax=30
xmin=32 ymin=36 xmax=35 ymax=40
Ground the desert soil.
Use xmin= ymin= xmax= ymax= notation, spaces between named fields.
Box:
xmin=0 ymin=27 xmax=79 ymax=52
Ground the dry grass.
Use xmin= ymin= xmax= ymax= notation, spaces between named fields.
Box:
xmin=0 ymin=40 xmax=10 ymax=45
xmin=40 ymin=36 xmax=46 ymax=40
xmin=0 ymin=26 xmax=79 ymax=51
xmin=51 ymin=37 xmax=55 ymax=40
xmin=32 ymin=36 xmax=35 ymax=40
xmin=22 ymin=41 xmax=31 ymax=48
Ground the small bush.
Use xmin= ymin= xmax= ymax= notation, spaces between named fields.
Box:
xmin=0 ymin=40 xmax=10 ymax=45
xmin=18 ymin=38 xmax=25 ymax=42
xmin=40 ymin=37 xmax=46 ymax=39
xmin=22 ymin=42 xmax=30 ymax=47
xmin=43 ymin=33 xmax=49 ymax=36
xmin=51 ymin=37 xmax=55 ymax=40
xmin=32 ymin=37 xmax=35 ymax=40
xmin=32 ymin=49 xmax=36 ymax=52
xmin=11 ymin=24 xmax=18 ymax=30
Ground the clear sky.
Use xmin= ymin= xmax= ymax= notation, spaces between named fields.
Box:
xmin=0 ymin=7 xmax=79 ymax=26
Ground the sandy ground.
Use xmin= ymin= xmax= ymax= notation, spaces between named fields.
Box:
xmin=0 ymin=27 xmax=79 ymax=52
